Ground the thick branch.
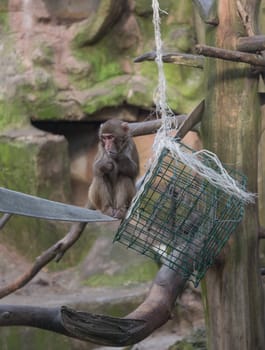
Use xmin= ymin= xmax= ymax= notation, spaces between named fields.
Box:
xmin=0 ymin=198 xmax=206 ymax=345
xmin=0 ymin=222 xmax=87 ymax=299
xmin=236 ymin=36 xmax=265 ymax=53
xmin=195 ymin=44 xmax=265 ymax=67
xmin=0 ymin=239 xmax=203 ymax=345
xmin=129 ymin=99 xmax=204 ymax=137
xmin=134 ymin=51 xmax=204 ymax=69
xmin=129 ymin=115 xmax=187 ymax=137
xmin=0 ymin=265 xmax=187 ymax=346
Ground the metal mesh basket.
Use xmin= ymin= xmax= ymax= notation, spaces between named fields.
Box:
xmin=114 ymin=141 xmax=246 ymax=286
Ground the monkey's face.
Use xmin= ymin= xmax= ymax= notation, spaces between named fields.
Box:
xmin=99 ymin=120 xmax=129 ymax=159
xmin=101 ymin=133 xmax=123 ymax=159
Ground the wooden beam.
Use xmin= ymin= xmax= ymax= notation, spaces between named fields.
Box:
xmin=129 ymin=115 xmax=187 ymax=137
xmin=195 ymin=44 xmax=265 ymax=67
xmin=129 ymin=99 xmax=204 ymax=138
xmin=237 ymin=35 xmax=265 ymax=53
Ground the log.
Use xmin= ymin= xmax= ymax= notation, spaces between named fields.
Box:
xmin=201 ymin=0 xmax=265 ymax=348
xmin=195 ymin=44 xmax=265 ymax=67
xmin=129 ymin=115 xmax=186 ymax=137
xmin=237 ymin=35 xmax=265 ymax=53
xmin=129 ymin=99 xmax=204 ymax=137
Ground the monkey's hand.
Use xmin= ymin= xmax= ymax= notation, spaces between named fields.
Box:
xmin=94 ymin=159 xmax=115 ymax=175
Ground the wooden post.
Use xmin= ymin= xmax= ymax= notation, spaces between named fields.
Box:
xmin=200 ymin=0 xmax=265 ymax=349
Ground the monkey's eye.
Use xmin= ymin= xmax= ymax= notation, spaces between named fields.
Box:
xmin=101 ymin=135 xmax=115 ymax=145
xmin=101 ymin=134 xmax=114 ymax=141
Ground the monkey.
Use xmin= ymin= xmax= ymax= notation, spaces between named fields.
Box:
xmin=88 ymin=119 xmax=139 ymax=219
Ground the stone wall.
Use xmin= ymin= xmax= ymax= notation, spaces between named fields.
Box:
xmin=3 ymin=0 xmax=203 ymax=124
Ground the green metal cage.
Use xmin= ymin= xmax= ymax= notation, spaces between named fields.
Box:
xmin=114 ymin=141 xmax=246 ymax=286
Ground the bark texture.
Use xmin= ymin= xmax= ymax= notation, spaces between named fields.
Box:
xmin=201 ymin=1 xmax=265 ymax=349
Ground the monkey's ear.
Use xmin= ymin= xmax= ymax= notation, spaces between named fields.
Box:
xmin=121 ymin=122 xmax=129 ymax=133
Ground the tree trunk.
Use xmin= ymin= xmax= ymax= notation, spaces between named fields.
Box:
xmin=259 ymin=95 xmax=265 ymax=256
xmin=201 ymin=1 xmax=265 ymax=349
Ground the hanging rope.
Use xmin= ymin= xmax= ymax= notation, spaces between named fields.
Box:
xmin=150 ymin=0 xmax=255 ymax=204
xmin=152 ymin=0 xmax=175 ymax=135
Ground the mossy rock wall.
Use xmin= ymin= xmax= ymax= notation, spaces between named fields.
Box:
xmin=1 ymin=0 xmax=204 ymax=127
xmin=0 ymin=128 xmax=73 ymax=263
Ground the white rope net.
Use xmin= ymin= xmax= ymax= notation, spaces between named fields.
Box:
xmin=149 ymin=0 xmax=255 ymax=205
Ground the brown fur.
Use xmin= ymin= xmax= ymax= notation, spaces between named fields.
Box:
xmin=88 ymin=119 xmax=139 ymax=219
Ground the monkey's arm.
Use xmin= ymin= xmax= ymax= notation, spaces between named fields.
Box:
xmin=117 ymin=154 xmax=139 ymax=179
xmin=93 ymin=157 xmax=117 ymax=177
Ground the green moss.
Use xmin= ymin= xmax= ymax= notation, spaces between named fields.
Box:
xmin=33 ymin=44 xmax=55 ymax=67
xmin=20 ymin=78 xmax=63 ymax=120
xmin=135 ymin=0 xmax=153 ymax=16
xmin=83 ymin=260 xmax=158 ymax=287
xmin=72 ymin=37 xmax=124 ymax=89
xmin=0 ymin=139 xmax=36 ymax=191
xmin=135 ymin=15 xmax=154 ymax=50
xmin=165 ymin=65 xmax=204 ymax=112
xmin=68 ymin=0 xmax=202 ymax=115
xmin=101 ymin=297 xmax=144 ymax=318
xmin=166 ymin=26 xmax=195 ymax=52
xmin=0 ymin=327 xmax=74 ymax=350
xmin=2 ymin=217 xmax=60 ymax=261
xmin=0 ymin=137 xmax=85 ymax=267
xmin=48 ymin=225 xmax=99 ymax=271
xmin=32 ymin=100 xmax=63 ymax=120
xmin=170 ymin=343 xmax=194 ymax=350
xmin=136 ymin=59 xmax=203 ymax=113
xmin=73 ymin=0 xmax=113 ymax=47
xmin=0 ymin=3 xmax=9 ymax=32
xmin=0 ymin=99 xmax=29 ymax=131
xmin=169 ymin=328 xmax=206 ymax=350
xmin=1 ymin=216 xmax=99 ymax=271
xmin=82 ymin=77 xmax=129 ymax=114
xmin=0 ymin=68 xmax=61 ymax=126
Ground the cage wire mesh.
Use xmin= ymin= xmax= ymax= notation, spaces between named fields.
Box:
xmin=114 ymin=141 xmax=247 ymax=286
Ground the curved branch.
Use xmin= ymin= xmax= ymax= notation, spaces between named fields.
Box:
xmin=0 ymin=265 xmax=187 ymax=346
xmin=0 ymin=241 xmax=203 ymax=345
xmin=0 ymin=215 xmax=207 ymax=347
xmin=0 ymin=222 xmax=87 ymax=299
